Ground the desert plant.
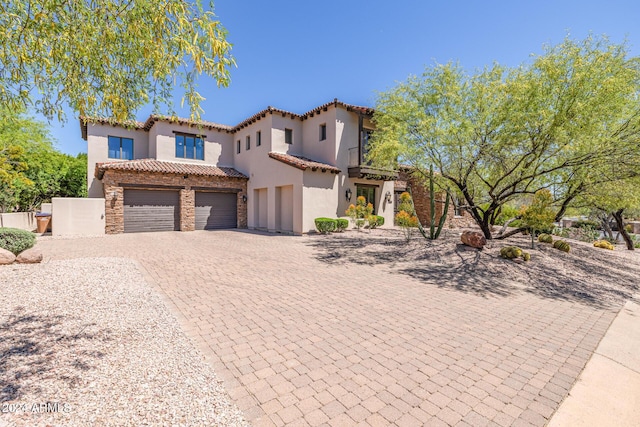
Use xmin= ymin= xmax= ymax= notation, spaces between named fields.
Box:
xmin=593 ymin=240 xmax=615 ymax=250
xmin=538 ymin=233 xmax=553 ymax=243
xmin=630 ymin=235 xmax=640 ymax=249
xmin=345 ymin=196 xmax=373 ymax=231
xmin=552 ymin=227 xmax=570 ymax=238
xmin=573 ymin=219 xmax=600 ymax=230
xmin=520 ymin=189 xmax=556 ymax=248
xmin=0 ymin=227 xmax=36 ymax=255
xmin=335 ymin=218 xmax=349 ymax=232
xmin=375 ymin=215 xmax=385 ymax=226
xmin=499 ymin=246 xmax=530 ymax=261
xmin=314 ymin=218 xmax=337 ymax=234
xmin=395 ymin=192 xmax=418 ymax=241
xmin=553 ymin=240 xmax=571 ymax=252
xmin=368 ymin=215 xmax=385 ymax=229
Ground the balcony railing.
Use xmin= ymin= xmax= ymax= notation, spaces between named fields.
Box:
xmin=348 ymin=147 xmax=360 ymax=167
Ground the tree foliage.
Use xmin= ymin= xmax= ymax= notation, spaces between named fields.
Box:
xmin=0 ymin=0 xmax=234 ymax=121
xmin=0 ymin=109 xmax=86 ymax=212
xmin=520 ymin=189 xmax=556 ymax=248
xmin=370 ymin=35 xmax=640 ymax=240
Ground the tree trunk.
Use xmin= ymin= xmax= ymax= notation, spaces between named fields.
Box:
xmin=600 ymin=214 xmax=614 ymax=240
xmin=495 ymin=227 xmax=528 ymax=239
xmin=612 ymin=209 xmax=634 ymax=250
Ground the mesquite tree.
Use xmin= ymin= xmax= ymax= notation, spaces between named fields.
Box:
xmin=369 ymin=35 xmax=640 ymax=239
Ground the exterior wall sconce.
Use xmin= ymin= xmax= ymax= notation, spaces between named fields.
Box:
xmin=345 ymin=188 xmax=352 ymax=202
xmin=110 ymin=191 xmax=118 ymax=200
xmin=242 ymin=194 xmax=247 ymax=203
xmin=385 ymin=191 xmax=392 ymax=204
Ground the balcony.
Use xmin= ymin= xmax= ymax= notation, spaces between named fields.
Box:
xmin=347 ymin=147 xmax=398 ymax=180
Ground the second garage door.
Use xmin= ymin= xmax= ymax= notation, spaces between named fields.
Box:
xmin=124 ymin=189 xmax=180 ymax=233
xmin=195 ymin=192 xmax=237 ymax=230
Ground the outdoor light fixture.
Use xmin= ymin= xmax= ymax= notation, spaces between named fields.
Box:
xmin=110 ymin=191 xmax=117 ymax=200
xmin=385 ymin=191 xmax=392 ymax=204
xmin=242 ymin=194 xmax=247 ymax=203
xmin=345 ymin=188 xmax=352 ymax=202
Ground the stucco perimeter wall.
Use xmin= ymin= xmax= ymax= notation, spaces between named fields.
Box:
xmin=302 ymin=172 xmax=340 ymax=233
xmin=51 ymin=197 xmax=105 ymax=237
xmin=0 ymin=212 xmax=36 ymax=231
xmin=86 ymin=124 xmax=149 ymax=197
xmin=152 ymin=121 xmax=234 ymax=167
xmin=301 ymin=107 xmax=338 ymax=166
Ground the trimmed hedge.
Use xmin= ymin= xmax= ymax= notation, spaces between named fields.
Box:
xmin=0 ymin=227 xmax=36 ymax=255
xmin=315 ymin=218 xmax=337 ymax=234
xmin=336 ymin=218 xmax=349 ymax=232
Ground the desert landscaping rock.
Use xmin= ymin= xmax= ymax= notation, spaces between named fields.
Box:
xmin=460 ymin=229 xmax=487 ymax=249
xmin=0 ymin=258 xmax=248 ymax=427
xmin=15 ymin=247 xmax=43 ymax=264
xmin=0 ymin=247 xmax=16 ymax=264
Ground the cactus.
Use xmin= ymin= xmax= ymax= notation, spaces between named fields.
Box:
xmin=538 ymin=233 xmax=553 ymax=244
xmin=593 ymin=240 xmax=614 ymax=250
xmin=500 ymin=246 xmax=530 ymax=261
xmin=553 ymin=240 xmax=571 ymax=252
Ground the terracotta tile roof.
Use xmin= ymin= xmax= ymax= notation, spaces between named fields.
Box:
xmin=95 ymin=159 xmax=247 ymax=180
xmin=80 ymin=117 xmax=145 ymax=140
xmin=232 ymin=106 xmax=301 ymax=131
xmin=142 ymin=114 xmax=233 ymax=132
xmin=268 ymin=152 xmax=341 ymax=174
xmin=301 ymin=99 xmax=375 ymax=119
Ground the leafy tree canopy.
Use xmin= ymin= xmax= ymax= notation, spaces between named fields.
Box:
xmin=0 ymin=0 xmax=234 ymax=122
xmin=370 ymin=35 xmax=640 ymax=239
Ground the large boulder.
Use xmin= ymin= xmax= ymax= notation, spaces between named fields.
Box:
xmin=0 ymin=247 xmax=16 ymax=265
xmin=16 ymin=247 xmax=43 ymax=264
xmin=461 ymin=230 xmax=487 ymax=249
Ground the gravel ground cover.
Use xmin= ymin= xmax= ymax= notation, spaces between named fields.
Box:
xmin=0 ymin=258 xmax=248 ymax=427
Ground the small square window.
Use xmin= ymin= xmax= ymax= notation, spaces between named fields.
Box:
xmin=256 ymin=131 xmax=261 ymax=146
xmin=319 ymin=124 xmax=327 ymax=141
xmin=285 ymin=128 xmax=293 ymax=145
xmin=246 ymin=135 xmax=251 ymax=150
xmin=237 ymin=140 xmax=241 ymax=154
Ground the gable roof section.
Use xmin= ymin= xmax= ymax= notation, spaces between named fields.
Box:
xmin=268 ymin=152 xmax=341 ymax=174
xmin=95 ymin=159 xmax=247 ymax=180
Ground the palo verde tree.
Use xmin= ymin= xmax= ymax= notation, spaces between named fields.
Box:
xmin=0 ymin=1 xmax=234 ymax=122
xmin=369 ymin=35 xmax=640 ymax=239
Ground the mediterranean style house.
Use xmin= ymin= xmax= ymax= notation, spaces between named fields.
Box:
xmin=82 ymin=99 xmax=399 ymax=235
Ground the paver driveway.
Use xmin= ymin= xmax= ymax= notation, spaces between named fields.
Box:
xmin=38 ymin=230 xmax=619 ymax=426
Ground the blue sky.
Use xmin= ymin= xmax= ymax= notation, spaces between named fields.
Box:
xmin=40 ymin=0 xmax=640 ymax=155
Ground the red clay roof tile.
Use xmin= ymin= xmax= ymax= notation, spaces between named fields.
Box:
xmin=268 ymin=152 xmax=340 ymax=174
xmin=96 ymin=159 xmax=247 ymax=179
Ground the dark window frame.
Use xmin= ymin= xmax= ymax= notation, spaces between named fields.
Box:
xmin=237 ymin=140 xmax=241 ymax=154
xmin=256 ymin=131 xmax=261 ymax=146
xmin=246 ymin=135 xmax=251 ymax=150
xmin=319 ymin=123 xmax=327 ymax=141
xmin=108 ymin=135 xmax=134 ymax=160
xmin=285 ymin=128 xmax=293 ymax=144
xmin=174 ymin=132 xmax=205 ymax=160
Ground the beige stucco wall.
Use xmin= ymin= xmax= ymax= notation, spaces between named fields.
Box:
xmin=301 ymin=108 xmax=338 ymax=166
xmin=233 ymin=115 xmax=274 ymax=176
xmin=302 ymin=172 xmax=340 ymax=233
xmin=51 ymin=197 xmax=105 ymax=237
xmin=0 ymin=212 xmax=36 ymax=231
xmin=271 ymin=115 xmax=303 ymax=156
xmin=86 ymin=124 xmax=149 ymax=197
xmin=152 ymin=121 xmax=234 ymax=167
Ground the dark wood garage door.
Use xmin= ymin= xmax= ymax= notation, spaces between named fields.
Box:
xmin=195 ymin=191 xmax=237 ymax=230
xmin=123 ymin=189 xmax=180 ymax=233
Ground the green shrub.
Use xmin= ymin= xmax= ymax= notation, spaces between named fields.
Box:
xmin=538 ymin=233 xmax=553 ymax=243
xmin=368 ymin=215 xmax=385 ymax=229
xmin=593 ymin=240 xmax=614 ymax=250
xmin=573 ymin=219 xmax=599 ymax=230
xmin=553 ymin=240 xmax=571 ymax=252
xmin=335 ymin=218 xmax=349 ymax=232
xmin=314 ymin=218 xmax=337 ymax=234
xmin=493 ymin=204 xmax=520 ymax=226
xmin=0 ymin=227 xmax=36 ymax=255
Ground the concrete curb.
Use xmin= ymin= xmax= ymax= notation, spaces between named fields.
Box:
xmin=547 ymin=297 xmax=640 ymax=426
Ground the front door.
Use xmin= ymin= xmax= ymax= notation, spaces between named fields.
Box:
xmin=356 ymin=185 xmax=376 ymax=214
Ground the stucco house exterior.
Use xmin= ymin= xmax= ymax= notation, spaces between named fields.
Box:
xmin=82 ymin=99 xmax=398 ymax=235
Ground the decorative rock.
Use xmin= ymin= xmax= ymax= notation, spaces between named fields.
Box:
xmin=16 ymin=247 xmax=43 ymax=264
xmin=0 ymin=247 xmax=16 ymax=265
xmin=461 ymin=230 xmax=487 ymax=249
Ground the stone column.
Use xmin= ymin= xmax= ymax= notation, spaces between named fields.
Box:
xmin=180 ymin=189 xmax=195 ymax=231
xmin=104 ymin=185 xmax=124 ymax=234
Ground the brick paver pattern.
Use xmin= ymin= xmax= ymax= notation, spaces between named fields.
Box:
xmin=39 ymin=231 xmax=618 ymax=426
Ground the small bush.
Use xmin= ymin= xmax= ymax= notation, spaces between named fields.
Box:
xmin=368 ymin=215 xmax=385 ymax=229
xmin=552 ymin=227 xmax=569 ymax=238
xmin=553 ymin=240 xmax=571 ymax=253
xmin=573 ymin=219 xmax=599 ymax=230
xmin=593 ymin=240 xmax=614 ymax=250
xmin=314 ymin=218 xmax=337 ymax=234
xmin=0 ymin=227 xmax=36 ymax=255
xmin=538 ymin=233 xmax=553 ymax=243
xmin=335 ymin=218 xmax=349 ymax=232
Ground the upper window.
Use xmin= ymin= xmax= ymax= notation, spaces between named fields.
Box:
xmin=175 ymin=133 xmax=204 ymax=160
xmin=246 ymin=135 xmax=251 ymax=150
xmin=256 ymin=131 xmax=261 ymax=147
xmin=237 ymin=140 xmax=241 ymax=154
xmin=285 ymin=128 xmax=293 ymax=145
xmin=319 ymin=124 xmax=327 ymax=141
xmin=108 ymin=136 xmax=133 ymax=160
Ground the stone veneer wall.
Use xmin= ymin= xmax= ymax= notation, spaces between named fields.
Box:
xmin=399 ymin=170 xmax=475 ymax=229
xmin=101 ymin=170 xmax=248 ymax=234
